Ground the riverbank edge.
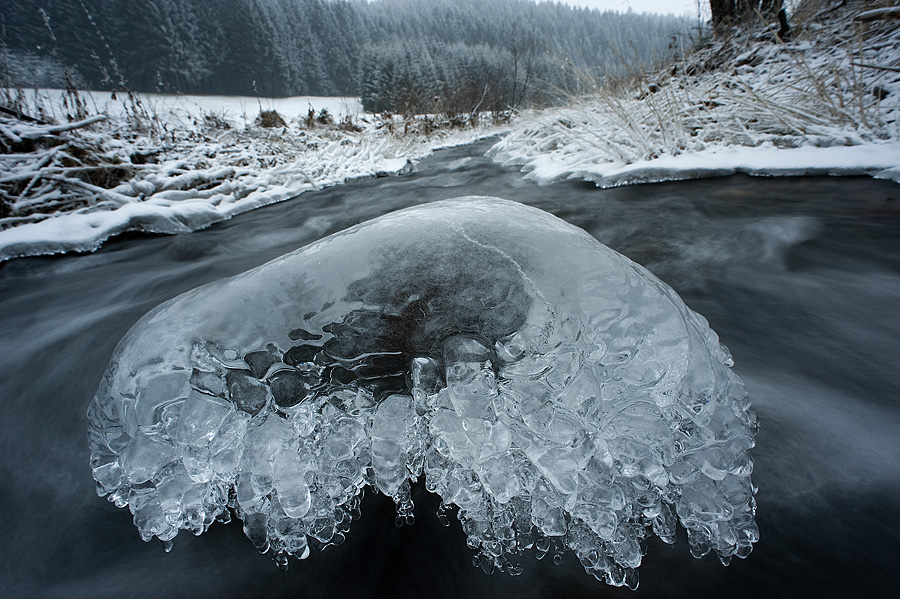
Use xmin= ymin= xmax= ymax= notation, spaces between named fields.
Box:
xmin=489 ymin=1 xmax=900 ymax=189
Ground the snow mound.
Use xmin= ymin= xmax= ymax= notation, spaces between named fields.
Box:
xmin=87 ymin=197 xmax=758 ymax=588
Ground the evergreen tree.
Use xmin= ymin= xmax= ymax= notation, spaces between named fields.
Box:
xmin=2 ymin=0 xmax=692 ymax=107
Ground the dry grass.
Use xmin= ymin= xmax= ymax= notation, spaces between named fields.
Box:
xmin=494 ymin=1 xmax=900 ymax=170
xmin=256 ymin=109 xmax=287 ymax=128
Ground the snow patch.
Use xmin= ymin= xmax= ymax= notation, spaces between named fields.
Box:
xmin=504 ymin=142 xmax=900 ymax=188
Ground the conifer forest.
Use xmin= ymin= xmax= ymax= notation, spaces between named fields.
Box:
xmin=2 ymin=0 xmax=692 ymax=113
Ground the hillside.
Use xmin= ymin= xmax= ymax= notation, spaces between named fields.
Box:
xmin=2 ymin=0 xmax=689 ymax=109
xmin=490 ymin=0 xmax=900 ymax=186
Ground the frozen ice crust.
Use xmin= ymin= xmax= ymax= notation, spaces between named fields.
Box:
xmin=87 ymin=197 xmax=758 ymax=588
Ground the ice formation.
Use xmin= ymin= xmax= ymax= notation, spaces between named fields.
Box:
xmin=88 ymin=197 xmax=758 ymax=588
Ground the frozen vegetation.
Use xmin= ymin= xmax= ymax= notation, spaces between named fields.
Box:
xmin=0 ymin=91 xmax=509 ymax=261
xmin=490 ymin=1 xmax=900 ymax=187
xmin=87 ymin=199 xmax=758 ymax=589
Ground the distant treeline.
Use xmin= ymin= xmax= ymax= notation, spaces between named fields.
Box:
xmin=2 ymin=0 xmax=692 ymax=113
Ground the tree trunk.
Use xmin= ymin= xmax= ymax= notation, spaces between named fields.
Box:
xmin=710 ymin=1 xmax=785 ymax=28
xmin=709 ymin=0 xmax=735 ymax=27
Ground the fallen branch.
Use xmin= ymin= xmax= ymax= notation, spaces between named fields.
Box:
xmin=0 ymin=122 xmax=24 ymax=145
xmin=855 ymin=7 xmax=900 ymax=21
xmin=0 ymin=105 xmax=49 ymax=124
xmin=18 ymin=115 xmax=108 ymax=139
xmin=45 ymin=175 xmax=137 ymax=206
xmin=16 ymin=151 xmax=59 ymax=202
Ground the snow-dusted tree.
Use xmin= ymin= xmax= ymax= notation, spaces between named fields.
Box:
xmin=3 ymin=0 xmax=691 ymax=102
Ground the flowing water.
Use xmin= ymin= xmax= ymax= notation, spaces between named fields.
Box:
xmin=1 ymin=138 xmax=899 ymax=598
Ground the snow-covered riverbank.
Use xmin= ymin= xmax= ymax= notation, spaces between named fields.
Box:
xmin=0 ymin=92 xmax=510 ymax=261
xmin=491 ymin=1 xmax=900 ymax=187
xmin=2 ymin=2 xmax=898 ymax=262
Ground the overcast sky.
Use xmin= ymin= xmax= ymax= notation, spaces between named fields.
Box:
xmin=542 ymin=0 xmax=701 ymax=17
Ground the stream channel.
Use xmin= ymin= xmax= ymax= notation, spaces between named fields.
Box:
xmin=1 ymin=138 xmax=899 ymax=598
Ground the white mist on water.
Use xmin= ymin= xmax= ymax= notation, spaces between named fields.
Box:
xmin=746 ymin=371 xmax=900 ymax=501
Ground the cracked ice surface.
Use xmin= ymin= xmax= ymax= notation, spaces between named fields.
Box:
xmin=87 ymin=197 xmax=758 ymax=588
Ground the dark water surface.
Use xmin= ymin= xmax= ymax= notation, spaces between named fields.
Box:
xmin=2 ymin=139 xmax=899 ymax=598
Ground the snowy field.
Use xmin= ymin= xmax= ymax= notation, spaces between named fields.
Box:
xmin=11 ymin=89 xmax=364 ymax=125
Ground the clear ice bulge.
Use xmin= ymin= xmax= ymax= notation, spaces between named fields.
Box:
xmin=87 ymin=197 xmax=758 ymax=589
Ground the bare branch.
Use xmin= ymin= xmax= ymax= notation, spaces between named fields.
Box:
xmin=855 ymin=7 xmax=900 ymax=22
xmin=850 ymin=62 xmax=900 ymax=73
xmin=18 ymin=115 xmax=107 ymax=139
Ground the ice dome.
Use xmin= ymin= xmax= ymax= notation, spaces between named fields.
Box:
xmin=87 ymin=197 xmax=758 ymax=588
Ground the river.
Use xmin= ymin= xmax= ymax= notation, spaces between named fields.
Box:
xmin=1 ymin=138 xmax=899 ymax=598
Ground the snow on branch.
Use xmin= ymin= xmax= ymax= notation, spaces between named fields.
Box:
xmin=855 ymin=7 xmax=900 ymax=22
xmin=18 ymin=115 xmax=108 ymax=139
xmin=0 ymin=94 xmax=512 ymax=261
